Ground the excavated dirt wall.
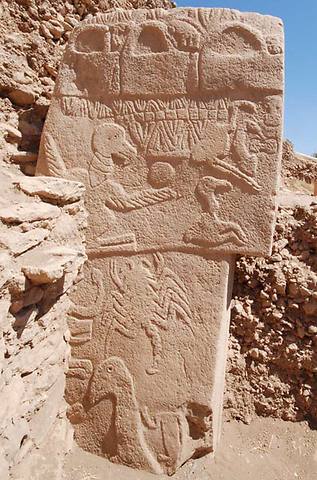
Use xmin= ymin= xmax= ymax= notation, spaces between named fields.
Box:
xmin=226 ymin=203 xmax=317 ymax=425
xmin=0 ymin=162 xmax=87 ymax=479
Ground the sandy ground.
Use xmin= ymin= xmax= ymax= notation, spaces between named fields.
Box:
xmin=63 ymin=417 xmax=317 ymax=480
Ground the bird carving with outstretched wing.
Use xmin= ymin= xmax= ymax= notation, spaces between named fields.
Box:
xmin=44 ymin=132 xmax=177 ymax=210
xmin=44 ymin=133 xmax=68 ymax=177
xmin=44 ymin=133 xmax=87 ymax=182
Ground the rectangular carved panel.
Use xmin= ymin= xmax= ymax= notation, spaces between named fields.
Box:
xmin=65 ymin=254 xmax=234 ymax=474
xmin=36 ymin=7 xmax=284 ymax=475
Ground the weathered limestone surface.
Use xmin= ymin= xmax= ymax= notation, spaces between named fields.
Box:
xmin=36 ymin=8 xmax=284 ymax=475
xmin=0 ymin=163 xmax=86 ymax=479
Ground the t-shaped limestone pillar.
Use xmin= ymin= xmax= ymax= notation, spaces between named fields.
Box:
xmin=36 ymin=7 xmax=284 ymax=475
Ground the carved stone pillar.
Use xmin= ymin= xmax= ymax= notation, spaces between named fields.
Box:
xmin=36 ymin=8 xmax=284 ymax=475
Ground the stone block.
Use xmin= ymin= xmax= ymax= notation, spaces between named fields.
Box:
xmin=36 ymin=8 xmax=283 ymax=475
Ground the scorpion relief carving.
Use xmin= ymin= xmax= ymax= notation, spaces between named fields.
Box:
xmin=36 ymin=7 xmax=284 ymax=475
xmin=108 ymin=253 xmax=193 ymax=375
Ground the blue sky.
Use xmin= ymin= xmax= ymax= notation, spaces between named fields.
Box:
xmin=177 ymin=0 xmax=317 ymax=155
